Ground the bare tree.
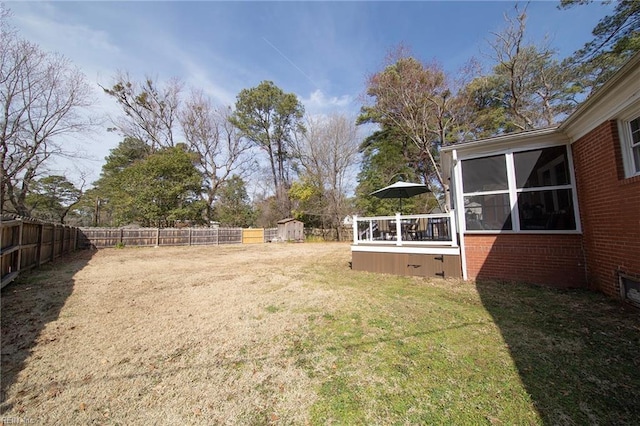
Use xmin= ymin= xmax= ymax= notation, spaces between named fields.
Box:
xmin=180 ymin=90 xmax=254 ymax=221
xmin=102 ymin=73 xmax=182 ymax=151
xmin=1 ymin=11 xmax=96 ymax=215
xmin=487 ymin=6 xmax=574 ymax=130
xmin=102 ymin=73 xmax=258 ymax=223
xmin=361 ymin=47 xmax=457 ymax=209
xmin=292 ymin=114 xmax=360 ymax=240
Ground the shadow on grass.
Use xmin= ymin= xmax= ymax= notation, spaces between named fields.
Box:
xmin=476 ymin=279 xmax=640 ymax=424
xmin=0 ymin=249 xmax=94 ymax=413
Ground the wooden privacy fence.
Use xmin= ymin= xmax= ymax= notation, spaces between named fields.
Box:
xmin=242 ymin=228 xmax=264 ymax=244
xmin=79 ymin=227 xmax=280 ymax=248
xmin=1 ymin=218 xmax=80 ymax=289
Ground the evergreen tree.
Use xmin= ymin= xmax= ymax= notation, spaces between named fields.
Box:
xmin=214 ymin=175 xmax=255 ymax=228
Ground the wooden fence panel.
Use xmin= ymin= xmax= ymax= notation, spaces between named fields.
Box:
xmin=1 ymin=218 xmax=81 ymax=288
xmin=79 ymin=226 xmax=285 ymax=247
xmin=1 ymin=220 xmax=20 ymax=252
xmin=19 ymin=221 xmax=40 ymax=270
xmin=20 ymin=245 xmax=38 ymax=270
xmin=218 ymin=228 xmax=242 ymax=244
xmin=53 ymin=226 xmax=64 ymax=259
xmin=1 ymin=248 xmax=19 ymax=284
xmin=40 ymin=225 xmax=54 ymax=264
xmin=122 ymin=229 xmax=157 ymax=247
xmin=158 ymin=228 xmax=190 ymax=246
xmin=190 ymin=228 xmax=218 ymax=245
xmin=62 ymin=227 xmax=70 ymax=254
xmin=21 ymin=222 xmax=39 ymax=245
xmin=264 ymin=228 xmax=278 ymax=242
xmin=1 ymin=220 xmax=21 ymax=286
xmin=93 ymin=228 xmax=122 ymax=248
xmin=242 ymin=229 xmax=264 ymax=244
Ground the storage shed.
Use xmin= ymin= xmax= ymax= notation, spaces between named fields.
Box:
xmin=277 ymin=218 xmax=304 ymax=242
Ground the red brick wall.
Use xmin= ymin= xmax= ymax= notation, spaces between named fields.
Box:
xmin=464 ymin=234 xmax=586 ymax=288
xmin=571 ymin=120 xmax=640 ymax=297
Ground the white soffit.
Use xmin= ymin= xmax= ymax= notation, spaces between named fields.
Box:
xmin=442 ymin=127 xmax=566 ymax=159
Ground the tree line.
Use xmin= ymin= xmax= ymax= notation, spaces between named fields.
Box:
xmin=1 ymin=2 xmax=638 ymax=231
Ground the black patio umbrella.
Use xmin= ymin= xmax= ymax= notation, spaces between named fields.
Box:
xmin=370 ymin=181 xmax=429 ymax=213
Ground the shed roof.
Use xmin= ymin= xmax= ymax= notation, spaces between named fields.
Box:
xmin=277 ymin=218 xmax=303 ymax=225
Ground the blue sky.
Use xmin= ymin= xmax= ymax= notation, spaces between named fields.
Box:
xmin=6 ymin=0 xmax=612 ymax=186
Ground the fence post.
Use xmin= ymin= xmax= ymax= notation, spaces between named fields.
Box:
xmin=188 ymin=227 xmax=192 ymax=246
xmin=120 ymin=228 xmax=124 ymax=246
xmin=156 ymin=228 xmax=160 ymax=247
xmin=35 ymin=223 xmax=43 ymax=267
xmin=51 ymin=224 xmax=56 ymax=262
xmin=16 ymin=220 xmax=23 ymax=275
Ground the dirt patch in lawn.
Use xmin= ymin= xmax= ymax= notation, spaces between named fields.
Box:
xmin=1 ymin=243 xmax=352 ymax=424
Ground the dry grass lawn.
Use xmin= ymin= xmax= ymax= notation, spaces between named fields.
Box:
xmin=2 ymin=243 xmax=639 ymax=425
xmin=2 ymin=243 xmax=353 ymax=424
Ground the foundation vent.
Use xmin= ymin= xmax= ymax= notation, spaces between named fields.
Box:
xmin=619 ymin=274 xmax=640 ymax=308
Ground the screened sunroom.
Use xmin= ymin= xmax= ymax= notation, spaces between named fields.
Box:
xmin=441 ymin=127 xmax=584 ymax=283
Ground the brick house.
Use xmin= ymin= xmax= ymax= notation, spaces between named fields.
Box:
xmin=440 ymin=52 xmax=640 ymax=304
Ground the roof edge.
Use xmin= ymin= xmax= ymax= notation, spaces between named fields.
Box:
xmin=559 ymin=52 xmax=640 ymax=132
xmin=441 ymin=126 xmax=560 ymax=153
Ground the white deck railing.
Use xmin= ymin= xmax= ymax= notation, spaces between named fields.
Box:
xmin=352 ymin=211 xmax=458 ymax=247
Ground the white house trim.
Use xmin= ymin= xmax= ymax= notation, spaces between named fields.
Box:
xmin=452 ymin=149 xmax=468 ymax=280
xmin=351 ymin=245 xmax=461 ymax=256
xmin=616 ymin=105 xmax=640 ymax=178
xmin=442 ymin=127 xmax=565 ymax=161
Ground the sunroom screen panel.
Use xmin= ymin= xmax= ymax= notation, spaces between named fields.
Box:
xmin=461 ymin=155 xmax=508 ymax=193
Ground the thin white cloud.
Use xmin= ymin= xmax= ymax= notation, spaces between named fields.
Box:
xmin=300 ymin=89 xmax=353 ymax=115
xmin=157 ymin=44 xmax=240 ymax=108
xmin=11 ymin=5 xmax=120 ymax=65
xmin=183 ymin=64 xmax=238 ymax=108
xmin=262 ymin=37 xmax=320 ymax=88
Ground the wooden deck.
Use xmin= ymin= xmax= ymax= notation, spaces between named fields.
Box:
xmin=351 ymin=212 xmax=462 ymax=278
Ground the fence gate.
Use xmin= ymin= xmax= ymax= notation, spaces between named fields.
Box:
xmin=242 ymin=229 xmax=264 ymax=244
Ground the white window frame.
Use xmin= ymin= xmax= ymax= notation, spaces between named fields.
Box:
xmin=457 ymin=142 xmax=581 ymax=234
xmin=460 ymin=153 xmax=512 ymax=232
xmin=618 ymin=108 xmax=640 ymax=178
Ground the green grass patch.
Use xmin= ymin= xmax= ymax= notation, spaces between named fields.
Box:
xmin=5 ymin=245 xmax=638 ymax=424
xmin=265 ymin=304 xmax=280 ymax=313
xmin=293 ymin=264 xmax=640 ymax=425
